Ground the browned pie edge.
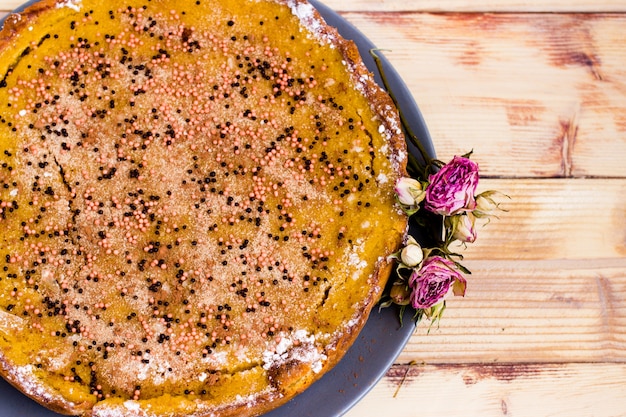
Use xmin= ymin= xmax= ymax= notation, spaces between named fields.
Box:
xmin=0 ymin=0 xmax=409 ymax=416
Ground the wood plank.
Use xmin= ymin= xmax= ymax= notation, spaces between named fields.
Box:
xmin=450 ymin=178 xmax=626 ymax=260
xmin=394 ymin=259 xmax=626 ymax=364
xmin=2 ymin=0 xmax=626 ymax=13
xmin=346 ymin=362 xmax=626 ymax=417
xmin=338 ymin=13 xmax=626 ymax=178
xmin=326 ymin=0 xmax=626 ymax=13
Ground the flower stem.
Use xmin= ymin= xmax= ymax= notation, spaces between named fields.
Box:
xmin=370 ymin=49 xmax=434 ymax=171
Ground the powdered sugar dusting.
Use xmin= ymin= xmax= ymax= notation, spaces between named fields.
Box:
xmin=0 ymin=310 xmax=23 ymax=331
xmin=262 ymin=329 xmax=327 ymax=373
xmin=344 ymin=236 xmax=370 ymax=280
xmin=123 ymin=401 xmax=141 ymax=412
xmin=91 ymin=400 xmax=170 ymax=417
xmin=226 ymin=386 xmax=276 ymax=412
xmin=56 ymin=0 xmax=82 ymax=11
xmin=286 ymin=0 xmax=335 ymax=45
xmin=7 ymin=365 xmax=66 ymax=407
xmin=347 ymin=251 xmax=361 ymax=266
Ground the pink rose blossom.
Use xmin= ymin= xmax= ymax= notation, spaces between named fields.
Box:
xmin=424 ymin=156 xmax=479 ymax=216
xmin=409 ymin=256 xmax=466 ymax=309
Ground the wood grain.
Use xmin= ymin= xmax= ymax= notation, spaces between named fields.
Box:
xmin=398 ymin=258 xmax=626 ymax=363
xmin=326 ymin=0 xmax=626 ymax=13
xmin=452 ymin=178 xmax=626 ymax=260
xmin=339 ymin=13 xmax=626 ymax=178
xmin=345 ymin=362 xmax=626 ymax=417
xmin=3 ymin=0 xmax=626 ymax=13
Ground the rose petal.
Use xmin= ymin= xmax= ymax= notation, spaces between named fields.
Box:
xmin=424 ymin=156 xmax=479 ymax=216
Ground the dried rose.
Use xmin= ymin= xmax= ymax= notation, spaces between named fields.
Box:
xmin=394 ymin=177 xmax=425 ymax=207
xmin=389 ymin=281 xmax=412 ymax=306
xmin=424 ymin=156 xmax=479 ymax=216
xmin=408 ymin=256 xmax=466 ymax=309
xmin=400 ymin=236 xmax=424 ymax=267
xmin=447 ymin=213 xmax=477 ymax=243
xmin=473 ymin=190 xmax=505 ymax=219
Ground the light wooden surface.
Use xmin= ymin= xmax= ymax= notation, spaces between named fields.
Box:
xmin=336 ymin=2 xmax=626 ymax=416
xmin=1 ymin=0 xmax=625 ymax=416
xmin=6 ymin=0 xmax=626 ymax=12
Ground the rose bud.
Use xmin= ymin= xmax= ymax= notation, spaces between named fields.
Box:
xmin=473 ymin=190 xmax=504 ymax=218
xmin=447 ymin=213 xmax=477 ymax=243
xmin=424 ymin=156 xmax=479 ymax=216
xmin=389 ymin=281 xmax=412 ymax=306
xmin=394 ymin=177 xmax=425 ymax=207
xmin=400 ymin=236 xmax=424 ymax=267
xmin=409 ymin=256 xmax=466 ymax=309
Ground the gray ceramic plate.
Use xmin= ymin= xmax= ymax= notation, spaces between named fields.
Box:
xmin=0 ymin=1 xmax=434 ymax=415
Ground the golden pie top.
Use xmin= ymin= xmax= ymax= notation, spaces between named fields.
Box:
xmin=0 ymin=0 xmax=407 ymax=415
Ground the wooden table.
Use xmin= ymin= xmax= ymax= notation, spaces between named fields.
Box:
xmin=332 ymin=1 xmax=626 ymax=416
xmin=1 ymin=0 xmax=625 ymax=416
